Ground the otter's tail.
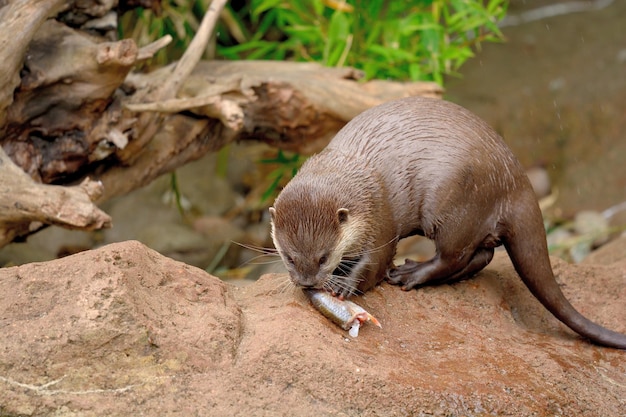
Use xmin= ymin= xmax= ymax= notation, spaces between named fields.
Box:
xmin=504 ymin=203 xmax=626 ymax=349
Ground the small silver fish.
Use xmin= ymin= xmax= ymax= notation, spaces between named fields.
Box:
xmin=304 ymin=289 xmax=382 ymax=337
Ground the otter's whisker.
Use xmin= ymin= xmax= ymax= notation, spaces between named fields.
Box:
xmin=343 ymin=236 xmax=399 ymax=259
xmin=324 ymin=277 xmax=352 ymax=295
xmin=232 ymin=241 xmax=278 ymax=255
xmin=268 ymin=274 xmax=296 ymax=296
xmin=238 ymin=254 xmax=284 ymax=267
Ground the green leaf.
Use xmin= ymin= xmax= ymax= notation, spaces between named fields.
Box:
xmin=211 ymin=0 xmax=507 ymax=87
xmin=324 ymin=11 xmax=350 ymax=66
xmin=251 ymin=0 xmax=283 ymax=19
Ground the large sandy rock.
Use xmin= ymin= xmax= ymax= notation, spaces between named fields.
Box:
xmin=0 ymin=241 xmax=624 ymax=416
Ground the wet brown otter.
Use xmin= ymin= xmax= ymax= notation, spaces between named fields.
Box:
xmin=269 ymin=96 xmax=626 ymax=349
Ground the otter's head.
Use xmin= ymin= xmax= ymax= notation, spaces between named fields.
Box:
xmin=269 ymin=190 xmax=366 ymax=295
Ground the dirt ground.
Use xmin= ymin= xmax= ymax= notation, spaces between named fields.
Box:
xmin=0 ymin=240 xmax=624 ymax=416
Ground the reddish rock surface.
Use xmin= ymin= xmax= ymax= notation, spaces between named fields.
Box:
xmin=0 ymin=240 xmax=624 ymax=416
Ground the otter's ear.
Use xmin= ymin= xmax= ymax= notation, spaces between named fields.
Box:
xmin=269 ymin=207 xmax=276 ymax=221
xmin=337 ymin=208 xmax=349 ymax=224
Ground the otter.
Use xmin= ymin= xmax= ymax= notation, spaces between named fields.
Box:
xmin=269 ymin=96 xmax=626 ymax=349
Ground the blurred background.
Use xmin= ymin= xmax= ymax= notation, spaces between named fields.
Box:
xmin=2 ymin=0 xmax=624 ymax=280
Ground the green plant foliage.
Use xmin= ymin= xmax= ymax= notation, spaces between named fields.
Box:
xmin=169 ymin=171 xmax=186 ymax=217
xmin=219 ymin=0 xmax=508 ymax=84
xmin=259 ymin=150 xmax=303 ymax=202
xmin=118 ymin=0 xmax=210 ymax=68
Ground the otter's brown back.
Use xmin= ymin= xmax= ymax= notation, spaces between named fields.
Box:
xmin=323 ymin=97 xmax=527 ymax=237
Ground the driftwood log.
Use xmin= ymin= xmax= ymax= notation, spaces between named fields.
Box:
xmin=0 ymin=0 xmax=443 ymax=248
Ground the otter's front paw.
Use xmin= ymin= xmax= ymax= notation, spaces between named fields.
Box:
xmin=327 ymin=282 xmax=354 ymax=300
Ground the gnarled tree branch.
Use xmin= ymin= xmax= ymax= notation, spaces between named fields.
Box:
xmin=0 ymin=147 xmax=111 ymax=246
xmin=0 ymin=0 xmax=66 ymax=127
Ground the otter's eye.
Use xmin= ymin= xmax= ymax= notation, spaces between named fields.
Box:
xmin=286 ymin=255 xmax=295 ymax=265
xmin=318 ymin=255 xmax=328 ymax=265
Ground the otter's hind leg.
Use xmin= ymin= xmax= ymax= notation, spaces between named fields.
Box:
xmin=388 ymin=247 xmax=494 ymax=290
xmin=438 ymin=247 xmax=494 ymax=284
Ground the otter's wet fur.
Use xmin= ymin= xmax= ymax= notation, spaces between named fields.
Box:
xmin=269 ymin=96 xmax=626 ymax=349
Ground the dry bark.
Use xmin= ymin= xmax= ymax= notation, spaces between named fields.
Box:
xmin=0 ymin=146 xmax=111 ymax=244
xmin=0 ymin=0 xmax=443 ymax=247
